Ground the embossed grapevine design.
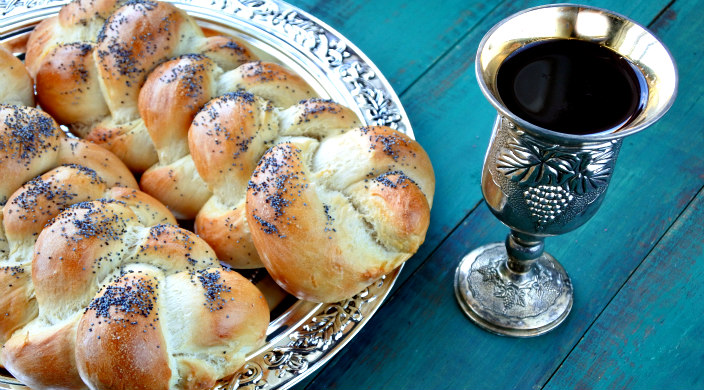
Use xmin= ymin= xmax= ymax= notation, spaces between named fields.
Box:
xmin=477 ymin=265 xmax=525 ymax=309
xmin=1 ymin=0 xmax=57 ymax=15
xmin=476 ymin=262 xmax=560 ymax=312
xmin=497 ymin=130 xmax=615 ymax=227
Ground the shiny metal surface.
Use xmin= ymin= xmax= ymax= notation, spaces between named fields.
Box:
xmin=455 ymin=4 xmax=677 ymax=337
xmin=475 ymin=3 xmax=677 ymax=144
xmin=455 ymin=243 xmax=573 ymax=337
xmin=0 ymin=0 xmax=407 ymax=388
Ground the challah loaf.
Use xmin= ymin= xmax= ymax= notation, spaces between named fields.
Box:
xmin=138 ymin=56 xmax=316 ymax=219
xmin=0 ymin=102 xmax=269 ymax=388
xmin=0 ymin=104 xmax=137 ymax=357
xmin=0 ymin=168 xmax=171 ymax=358
xmin=246 ymin=125 xmax=434 ymax=302
xmin=187 ymin=93 xmax=435 ymax=299
xmin=26 ymin=0 xmax=255 ymax=171
xmin=2 ymin=199 xmax=268 ymax=389
xmin=0 ymin=46 xmax=33 ymax=106
xmin=186 ymin=95 xmax=354 ymax=268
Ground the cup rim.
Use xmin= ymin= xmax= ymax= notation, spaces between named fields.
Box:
xmin=474 ymin=3 xmax=679 ymax=144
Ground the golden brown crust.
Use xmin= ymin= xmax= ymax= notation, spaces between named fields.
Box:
xmin=349 ymin=172 xmax=431 ymax=252
xmin=188 ymin=92 xmax=278 ymax=267
xmin=57 ymin=137 xmax=138 ymax=188
xmin=94 ymin=1 xmax=197 ymax=116
xmin=139 ymin=160 xmax=212 ymax=220
xmin=189 ymin=91 xmax=276 ymax=191
xmin=245 ymin=126 xmax=435 ymax=302
xmin=106 ymin=187 xmax=177 ymax=226
xmin=0 ymin=46 xmax=34 ymax=107
xmin=0 ymin=266 xmax=36 ymax=346
xmin=219 ymin=61 xmax=317 ymax=107
xmin=30 ymin=201 xmax=142 ymax=309
xmin=164 ymin=268 xmax=268 ymax=389
xmin=36 ymin=42 xmax=108 ymax=124
xmin=0 ymin=104 xmax=142 ymax=375
xmin=0 ymin=105 xmax=138 ymax=207
xmin=24 ymin=16 xmax=59 ymax=77
xmin=247 ymin=142 xmax=366 ymax=302
xmin=0 ymin=105 xmax=64 ymax=205
xmin=131 ymin=224 xmax=218 ymax=271
xmin=2 ymin=319 xmax=85 ymax=390
xmin=2 ymin=190 xmax=266 ymax=388
xmin=195 ymin=198 xmax=260 ymax=268
xmin=83 ymin=118 xmax=159 ymax=172
xmin=139 ymin=55 xmax=217 ymax=158
xmin=188 ymin=98 xmax=364 ymax=270
xmin=3 ymin=165 xmax=109 ymax=241
xmin=76 ymin=269 xmax=171 ymax=390
xmin=169 ymin=269 xmax=269 ymax=348
xmin=196 ymin=36 xmax=255 ymax=70
xmin=58 ymin=0 xmax=124 ymax=26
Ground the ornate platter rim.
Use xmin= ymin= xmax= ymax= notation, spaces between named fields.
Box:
xmin=0 ymin=0 xmax=410 ymax=389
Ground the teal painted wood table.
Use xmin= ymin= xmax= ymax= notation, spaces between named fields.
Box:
xmin=283 ymin=0 xmax=704 ymax=388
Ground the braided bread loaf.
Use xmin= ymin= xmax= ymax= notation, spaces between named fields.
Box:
xmin=137 ymin=55 xmax=315 ymax=219
xmin=2 ymin=199 xmax=268 ymax=390
xmin=0 ymin=104 xmax=269 ymax=388
xmin=26 ymin=0 xmax=255 ymax=171
xmin=246 ymin=127 xmax=434 ymax=302
xmin=0 ymin=104 xmax=136 ymax=352
xmin=188 ymin=94 xmax=435 ymax=300
xmin=186 ymin=95 xmax=356 ymax=269
xmin=0 ymin=46 xmax=33 ymax=107
xmin=0 ymin=167 xmax=166 ymax=352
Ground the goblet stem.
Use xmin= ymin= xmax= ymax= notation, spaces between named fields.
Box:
xmin=505 ymin=231 xmax=544 ymax=274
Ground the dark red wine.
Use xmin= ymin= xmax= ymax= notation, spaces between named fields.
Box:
xmin=497 ymin=39 xmax=648 ymax=135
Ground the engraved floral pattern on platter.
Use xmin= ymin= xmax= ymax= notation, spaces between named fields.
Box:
xmin=496 ymin=128 xmax=616 ymax=229
xmin=231 ymin=278 xmax=383 ymax=390
xmin=230 ymin=0 xmax=404 ymax=130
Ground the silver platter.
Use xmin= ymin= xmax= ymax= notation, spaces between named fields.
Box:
xmin=0 ymin=0 xmax=411 ymax=389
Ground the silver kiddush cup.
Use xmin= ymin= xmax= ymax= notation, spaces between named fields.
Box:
xmin=454 ymin=4 xmax=677 ymax=337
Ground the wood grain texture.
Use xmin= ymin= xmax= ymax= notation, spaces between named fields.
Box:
xmin=544 ymin=187 xmax=704 ymax=389
xmin=287 ymin=0 xmax=501 ymax=93
xmin=288 ymin=0 xmax=704 ymax=388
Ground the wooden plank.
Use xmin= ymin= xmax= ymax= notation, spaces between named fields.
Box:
xmin=286 ymin=0 xmax=504 ymax=93
xmin=299 ymin=0 xmax=704 ymax=388
xmin=544 ymin=187 xmax=704 ymax=389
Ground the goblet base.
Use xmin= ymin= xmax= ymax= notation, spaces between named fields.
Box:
xmin=454 ymin=243 xmax=573 ymax=337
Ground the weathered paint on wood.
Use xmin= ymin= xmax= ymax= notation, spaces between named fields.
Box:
xmin=544 ymin=188 xmax=704 ymax=389
xmin=283 ymin=0 xmax=704 ymax=388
